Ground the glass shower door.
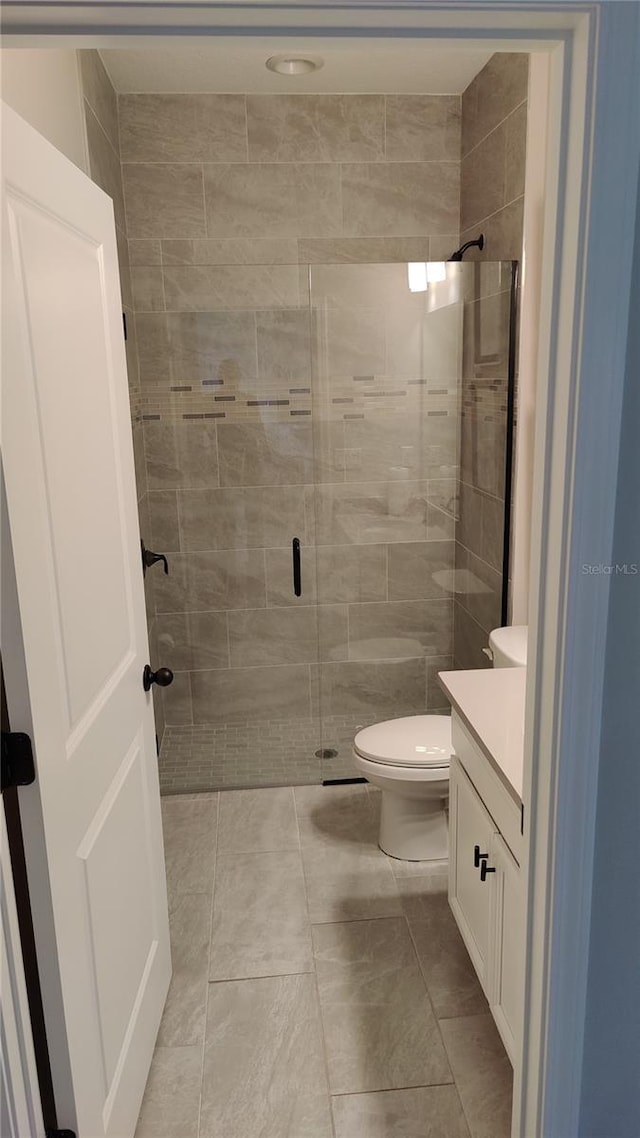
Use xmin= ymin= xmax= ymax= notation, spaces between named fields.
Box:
xmin=154 ymin=262 xmax=324 ymax=791
xmin=308 ymin=262 xmax=463 ymax=782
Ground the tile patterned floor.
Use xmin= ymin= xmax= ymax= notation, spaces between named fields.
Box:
xmin=135 ymin=784 xmax=513 ymax=1138
xmin=158 ymin=715 xmax=367 ymax=792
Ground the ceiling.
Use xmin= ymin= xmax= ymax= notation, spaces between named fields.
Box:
xmin=100 ymin=40 xmax=493 ymax=94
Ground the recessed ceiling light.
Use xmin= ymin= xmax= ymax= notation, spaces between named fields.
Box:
xmin=265 ymin=55 xmax=324 ymax=76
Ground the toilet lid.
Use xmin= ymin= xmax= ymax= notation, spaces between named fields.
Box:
xmin=354 ymin=715 xmax=452 ymax=768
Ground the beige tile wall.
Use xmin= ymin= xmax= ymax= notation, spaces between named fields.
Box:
xmin=455 ymin=54 xmax=528 ymax=667
xmin=115 ymin=91 xmax=463 ymax=729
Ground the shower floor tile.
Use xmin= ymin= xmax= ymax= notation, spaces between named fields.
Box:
xmin=158 ymin=714 xmax=368 ymax=792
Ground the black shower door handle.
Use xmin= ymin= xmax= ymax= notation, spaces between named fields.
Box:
xmin=292 ymin=537 xmax=302 ymax=597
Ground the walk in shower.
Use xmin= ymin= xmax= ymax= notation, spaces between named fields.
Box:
xmin=143 ymin=259 xmax=516 ymax=792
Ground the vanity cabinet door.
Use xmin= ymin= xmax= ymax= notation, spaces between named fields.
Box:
xmin=489 ymin=831 xmax=523 ymax=1064
xmin=448 ymin=756 xmax=498 ymax=996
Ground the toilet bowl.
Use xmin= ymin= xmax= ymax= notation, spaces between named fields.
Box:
xmin=353 ymin=624 xmax=528 ymax=861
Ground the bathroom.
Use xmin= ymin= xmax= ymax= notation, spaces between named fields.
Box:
xmin=3 ymin=11 xmax=637 ymax=1138
xmin=91 ymin=42 xmax=526 ymax=1136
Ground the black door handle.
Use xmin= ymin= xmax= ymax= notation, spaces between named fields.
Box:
xmin=143 ymin=665 xmax=174 ymax=692
xmin=480 ymin=859 xmax=496 ymax=882
xmin=292 ymin=537 xmax=301 ymax=597
xmin=474 ymin=844 xmax=488 ymax=868
xmin=141 ymin=540 xmax=169 ymax=577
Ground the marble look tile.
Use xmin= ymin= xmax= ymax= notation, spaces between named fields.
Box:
xmin=131 ymin=266 xmax=165 ymax=311
xmin=314 ymin=481 xmax=431 ymax=546
xmin=209 ymin=851 xmax=313 ymax=979
xmin=177 ymin=485 xmax=306 ymax=551
xmin=162 ymin=236 xmax=299 ymax=265
xmin=343 ymin=414 xmax=456 ymax=485
xmin=137 ymin=309 xmax=257 ymax=386
xmin=163 ymin=264 xmax=301 ymax=311
xmin=387 ymin=540 xmax=456 ymax=601
xmin=80 ymin=50 xmax=119 ymax=153
xmin=228 ymin=606 xmax=319 ymax=667
xmin=161 ymin=794 xmax=218 ymax=896
xmin=218 ymin=787 xmax=299 ymax=853
xmin=299 ymin=236 xmax=432 ymax=264
xmin=459 ymin=195 xmax=524 ymax=263
xmin=347 ymin=599 xmax=453 ymax=660
xmin=265 ymin=543 xmax=318 ymax=607
xmin=256 ymin=309 xmax=311 ymax=381
xmin=318 ymin=604 xmax=348 ymax=661
xmin=385 ymin=95 xmax=461 ymax=162
xmin=161 ymin=670 xmax=193 ymax=726
xmin=247 ymin=93 xmax=384 ymax=162
xmin=315 ymin=544 xmax=387 ymax=604
xmin=457 ymin=481 xmax=483 ymax=557
xmin=332 ymin=1085 xmax=471 ymax=1138
xmin=419 ymin=300 xmax=463 ymax=382
xmin=481 ymin=492 xmax=505 ymax=572
xmin=313 ymin=918 xmax=452 ymax=1094
xmin=156 ymin=611 xmax=229 ymax=671
xmin=116 ymin=229 xmax=133 ymax=308
xmin=204 ymin=162 xmax=342 ymax=238
xmin=462 ymin=53 xmax=529 ymax=157
xmin=85 ymin=103 xmax=125 ymax=232
xmin=505 ymin=102 xmax=527 ymax=203
xmin=119 ymin=93 xmax=247 ymax=162
xmin=147 ymin=490 xmax=179 ymax=551
xmin=154 ymin=550 xmax=266 ymax=613
xmin=342 ymin=162 xmax=460 ymax=236
xmin=134 ymin=1046 xmax=201 ymax=1138
xmin=157 ymin=893 xmax=210 ymax=1046
xmin=453 ymin=602 xmax=491 ymax=671
xmin=201 ymin=975 xmax=332 ymax=1138
xmin=295 ymin=784 xmax=379 ymax=864
xmin=426 ymin=655 xmax=454 ymax=710
xmin=456 ymin=547 xmax=502 ymax=635
xmin=439 ymin=1014 xmax=513 ymax=1138
xmin=217 ymin=421 xmax=313 ymax=487
xmin=317 ymin=659 xmax=426 ymax=720
xmin=144 ymin=419 xmax=219 ymax=490
xmin=461 ymin=123 xmax=506 ymax=232
xmin=316 ymin=306 xmax=386 ymax=376
xmin=304 ymin=862 xmax=402 ymax=924
xmin=409 ymin=895 xmax=489 ymax=1019
xmin=310 ymin=261 xmax=409 ymax=309
xmin=129 ymin=238 xmax=162 ymax=265
xmin=192 ymin=664 xmax=312 ymax=725
xmin=123 ymin=163 xmax=206 ymax=238
xmin=394 ymin=869 xmax=450 ymax=917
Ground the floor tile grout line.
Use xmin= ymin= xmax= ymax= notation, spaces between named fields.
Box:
xmin=294 ymin=788 xmax=337 ymax=1138
xmin=197 ymin=790 xmax=220 ymax=1138
xmin=206 ymin=969 xmax=315 ymax=985
xmin=330 ymin=1079 xmax=457 ymax=1099
xmin=404 ymin=910 xmax=458 ymax=1092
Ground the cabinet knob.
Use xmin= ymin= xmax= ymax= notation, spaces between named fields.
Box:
xmin=480 ymin=859 xmax=496 ymax=882
xmin=474 ymin=844 xmax=488 ymax=868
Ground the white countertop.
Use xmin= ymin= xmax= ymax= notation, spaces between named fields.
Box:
xmin=438 ymin=667 xmax=527 ymax=801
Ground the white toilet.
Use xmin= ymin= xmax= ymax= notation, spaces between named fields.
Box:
xmin=353 ymin=625 xmax=528 ymax=861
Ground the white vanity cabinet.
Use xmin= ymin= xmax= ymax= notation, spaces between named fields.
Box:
xmin=449 ymin=751 xmax=524 ymax=1064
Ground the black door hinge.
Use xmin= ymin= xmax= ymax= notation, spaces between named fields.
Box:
xmin=521 ymin=802 xmax=525 ymax=835
xmin=1 ymin=731 xmax=36 ymax=792
xmin=123 ymin=311 xmax=128 ymax=341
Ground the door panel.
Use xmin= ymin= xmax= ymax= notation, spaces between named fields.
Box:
xmin=1 ymin=103 xmax=170 ymax=1136
xmin=490 ymin=830 xmax=523 ymax=1063
xmin=449 ymin=756 xmax=497 ymax=994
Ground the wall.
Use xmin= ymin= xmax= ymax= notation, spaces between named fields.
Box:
xmin=1 ymin=49 xmax=88 ymax=173
xmin=578 ymin=166 xmax=640 ymax=1138
xmin=454 ymin=53 xmax=529 ymax=668
xmin=78 ymin=51 xmax=163 ymax=740
xmin=117 ymin=91 xmax=462 ymax=732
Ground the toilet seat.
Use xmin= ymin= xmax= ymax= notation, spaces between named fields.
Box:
xmin=354 ymin=715 xmax=452 ymax=769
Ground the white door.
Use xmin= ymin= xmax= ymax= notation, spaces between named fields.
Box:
xmin=1 ymin=805 xmax=46 ymax=1138
xmin=0 ymin=103 xmax=171 ymax=1137
xmin=489 ymin=830 xmax=523 ymax=1063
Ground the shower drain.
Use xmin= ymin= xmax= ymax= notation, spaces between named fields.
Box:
xmin=314 ymin=748 xmax=338 ymax=760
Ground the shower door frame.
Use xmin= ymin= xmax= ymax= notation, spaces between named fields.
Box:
xmin=2 ymin=5 xmax=639 ymax=1138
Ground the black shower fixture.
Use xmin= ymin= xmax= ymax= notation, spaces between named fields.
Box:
xmin=448 ymin=234 xmax=485 ymax=261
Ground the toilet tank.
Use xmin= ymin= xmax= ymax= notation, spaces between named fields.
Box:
xmin=488 ymin=625 xmax=528 ymax=668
